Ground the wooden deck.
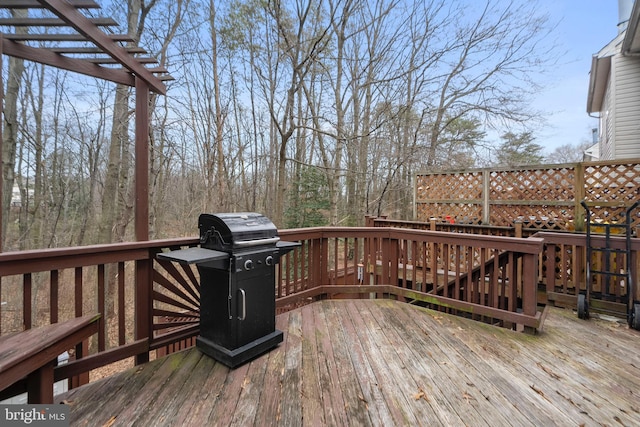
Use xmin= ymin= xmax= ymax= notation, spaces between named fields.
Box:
xmin=57 ymin=299 xmax=640 ymax=426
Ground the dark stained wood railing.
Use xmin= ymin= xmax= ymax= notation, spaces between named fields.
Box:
xmin=368 ymin=217 xmax=640 ymax=317
xmin=535 ymin=231 xmax=640 ymax=314
xmin=0 ymin=226 xmax=544 ymax=400
xmin=278 ymin=228 xmax=543 ymax=331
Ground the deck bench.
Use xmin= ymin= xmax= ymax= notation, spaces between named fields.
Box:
xmin=0 ymin=314 xmax=101 ymax=403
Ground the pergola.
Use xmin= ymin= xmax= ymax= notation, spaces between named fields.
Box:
xmin=0 ymin=0 xmax=169 ymax=248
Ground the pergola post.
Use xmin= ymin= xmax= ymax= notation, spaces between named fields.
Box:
xmin=135 ymin=76 xmax=150 ymax=242
xmin=0 ymin=0 xmax=168 ymax=251
xmin=0 ymin=34 xmax=4 ymax=252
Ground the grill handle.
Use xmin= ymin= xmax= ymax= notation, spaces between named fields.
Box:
xmin=234 ymin=236 xmax=280 ymax=248
xmin=238 ymin=288 xmax=246 ymax=321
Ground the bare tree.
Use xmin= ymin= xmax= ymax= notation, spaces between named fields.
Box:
xmin=1 ymin=9 xmax=27 ymax=250
xmin=424 ymin=1 xmax=557 ymax=166
xmin=546 ymin=141 xmax=593 ymax=164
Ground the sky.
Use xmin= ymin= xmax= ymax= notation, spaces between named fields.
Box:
xmin=531 ymin=0 xmax=622 ymax=153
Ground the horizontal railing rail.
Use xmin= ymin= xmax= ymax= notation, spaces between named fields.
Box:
xmin=366 ymin=216 xmax=640 ymax=316
xmin=534 ymin=231 xmax=640 ymax=313
xmin=0 ymin=226 xmax=545 ymax=401
xmin=278 ymin=227 xmax=543 ymax=330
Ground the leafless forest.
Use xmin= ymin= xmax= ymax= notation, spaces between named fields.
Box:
xmin=1 ymin=0 xmax=563 ymax=251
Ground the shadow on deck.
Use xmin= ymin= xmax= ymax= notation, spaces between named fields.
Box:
xmin=57 ymin=300 xmax=640 ymax=426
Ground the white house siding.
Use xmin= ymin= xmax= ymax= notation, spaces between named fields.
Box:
xmin=612 ymin=54 xmax=640 ymax=159
xmin=599 ymin=76 xmax=615 ymax=160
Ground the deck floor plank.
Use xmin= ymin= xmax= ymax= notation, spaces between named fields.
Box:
xmin=413 ymin=306 xmax=575 ymax=426
xmin=171 ymin=352 xmax=225 ymax=424
xmin=57 ymin=299 xmax=640 ymax=426
xmin=323 ymin=300 xmax=376 ymax=425
xmin=129 ymin=347 xmax=204 ymax=426
xmin=341 ymin=300 xmax=397 ymax=426
xmin=353 ymin=299 xmax=435 ymax=426
xmin=372 ymin=300 xmax=502 ymax=427
xmin=278 ymin=307 xmax=304 ymax=425
xmin=381 ymin=300 xmax=537 ymax=427
xmin=252 ymin=311 xmax=287 ymax=424
xmin=115 ymin=347 xmax=193 ymax=425
xmin=63 ymin=352 xmax=178 ymax=426
xmin=503 ymin=310 xmax=640 ymax=425
xmin=229 ymin=346 xmax=269 ymax=427
xmin=205 ymin=356 xmax=251 ymax=425
xmin=312 ymin=297 xmax=351 ymax=426
xmin=299 ymin=303 xmax=325 ymax=426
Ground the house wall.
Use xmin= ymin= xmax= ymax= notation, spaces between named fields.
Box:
xmin=612 ymin=54 xmax=640 ymax=159
xmin=599 ymin=76 xmax=614 ymax=160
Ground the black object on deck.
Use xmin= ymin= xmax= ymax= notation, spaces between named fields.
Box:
xmin=158 ymin=213 xmax=299 ymax=367
xmin=579 ymin=200 xmax=639 ymax=329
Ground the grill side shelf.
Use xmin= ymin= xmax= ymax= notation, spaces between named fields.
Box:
xmin=276 ymin=240 xmax=301 ymax=256
xmin=157 ymin=247 xmax=230 ymax=267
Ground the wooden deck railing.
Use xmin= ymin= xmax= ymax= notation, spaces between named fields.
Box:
xmin=534 ymin=231 xmax=640 ymax=314
xmin=368 ymin=217 xmax=640 ymax=316
xmin=0 ymin=226 xmax=544 ymax=400
xmin=276 ymin=228 xmax=543 ymax=331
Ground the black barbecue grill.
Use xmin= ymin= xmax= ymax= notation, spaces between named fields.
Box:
xmin=157 ymin=213 xmax=299 ymax=368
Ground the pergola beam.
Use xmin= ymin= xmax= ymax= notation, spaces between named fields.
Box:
xmin=36 ymin=0 xmax=166 ymax=94
xmin=0 ymin=0 xmax=99 ymax=8
xmin=0 ymin=17 xmax=117 ymax=26
xmin=2 ymin=38 xmax=137 ymax=87
xmin=3 ymin=33 xmax=134 ymax=42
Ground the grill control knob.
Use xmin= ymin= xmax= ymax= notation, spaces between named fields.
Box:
xmin=244 ymin=259 xmax=253 ymax=270
xmin=265 ymin=255 xmax=274 ymax=266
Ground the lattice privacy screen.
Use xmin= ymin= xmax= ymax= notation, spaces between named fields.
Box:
xmin=415 ymin=161 xmax=640 ymax=231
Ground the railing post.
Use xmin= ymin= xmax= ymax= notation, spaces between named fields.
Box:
xmin=389 ymin=233 xmax=400 ymax=294
xmin=381 ymin=236 xmax=390 ymax=285
xmin=365 ymin=216 xmax=375 ymax=227
xmin=135 ymin=256 xmax=153 ymax=365
xmin=319 ymin=235 xmax=329 ymax=287
xmin=514 ymin=221 xmax=522 ymax=238
xmin=574 ymin=162 xmax=585 ymax=232
xmin=483 ymin=168 xmax=490 ymax=225
xmin=522 ymin=252 xmax=538 ymax=333
xmin=544 ymin=241 xmax=557 ymax=296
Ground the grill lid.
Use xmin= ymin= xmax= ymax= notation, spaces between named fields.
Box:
xmin=199 ymin=212 xmax=279 ymax=251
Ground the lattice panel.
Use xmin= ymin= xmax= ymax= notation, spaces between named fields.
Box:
xmin=416 ymin=203 xmax=483 ymax=224
xmin=490 ymin=205 xmax=573 ymax=230
xmin=584 ymin=163 xmax=640 ymax=203
xmin=490 ymin=167 xmax=575 ymax=201
xmin=415 ymin=161 xmax=640 ymax=230
xmin=582 ymin=205 xmax=640 ymax=231
xmin=415 ymin=172 xmax=483 ymax=201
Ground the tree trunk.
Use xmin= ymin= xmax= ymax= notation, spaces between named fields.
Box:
xmin=1 ymin=10 xmax=26 ymax=249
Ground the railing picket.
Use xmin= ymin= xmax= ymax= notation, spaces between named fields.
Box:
xmin=491 ymin=248 xmax=500 ymax=309
xmin=118 ymin=261 xmax=125 ymax=346
xmin=72 ymin=266 xmax=89 ymax=389
xmin=51 ymin=270 xmax=59 ymax=324
xmin=292 ymin=246 xmax=299 ymax=292
xmin=508 ymin=252 xmax=517 ymax=313
xmin=97 ymin=264 xmax=105 ymax=352
xmin=74 ymin=267 xmax=83 ymax=317
xmin=23 ymin=273 xmax=32 ymax=330
xmin=442 ymin=244 xmax=450 ymax=297
xmin=454 ymin=245 xmax=461 ymax=303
